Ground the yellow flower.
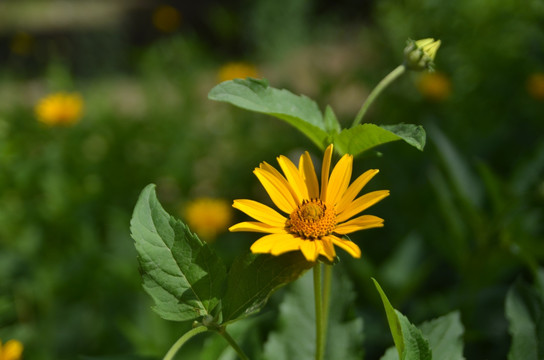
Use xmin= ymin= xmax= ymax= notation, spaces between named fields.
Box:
xmin=35 ymin=92 xmax=83 ymax=126
xmin=152 ymin=5 xmax=182 ymax=33
xmin=404 ymin=38 xmax=441 ymax=71
xmin=526 ymin=72 xmax=544 ymax=101
xmin=0 ymin=339 xmax=23 ymax=360
xmin=218 ymin=62 xmax=259 ymax=83
xmin=229 ymin=144 xmax=390 ymax=262
xmin=417 ymin=72 xmax=452 ymax=101
xmin=184 ymin=198 xmax=233 ymax=242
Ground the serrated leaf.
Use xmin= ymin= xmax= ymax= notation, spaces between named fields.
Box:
xmin=221 ymin=251 xmax=313 ymax=324
xmin=506 ymin=278 xmax=544 ymax=360
xmin=208 ymin=78 xmax=329 ymax=148
xmin=130 ymin=184 xmax=227 ymax=322
xmin=333 ymin=123 xmax=426 ymax=157
xmin=374 ymin=278 xmax=432 ymax=360
xmin=419 ymin=311 xmax=465 ymax=360
xmin=263 ymin=268 xmax=364 ymax=360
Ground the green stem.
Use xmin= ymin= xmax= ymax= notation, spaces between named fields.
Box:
xmin=314 ymin=264 xmax=325 ymax=360
xmin=322 ymin=264 xmax=333 ymax=343
xmin=219 ymin=328 xmax=251 ymax=360
xmin=351 ymin=64 xmax=406 ymax=128
xmin=163 ymin=326 xmax=208 ymax=360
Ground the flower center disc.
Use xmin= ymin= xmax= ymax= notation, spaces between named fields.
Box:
xmin=286 ymin=199 xmax=336 ymax=240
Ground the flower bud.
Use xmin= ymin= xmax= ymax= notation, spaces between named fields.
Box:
xmin=404 ymin=38 xmax=441 ymax=71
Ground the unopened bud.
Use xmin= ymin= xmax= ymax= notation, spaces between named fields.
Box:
xmin=404 ymin=38 xmax=441 ymax=71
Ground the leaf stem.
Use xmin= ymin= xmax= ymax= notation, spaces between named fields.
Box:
xmin=314 ymin=264 xmax=325 ymax=360
xmin=219 ymin=328 xmax=251 ymax=360
xmin=163 ymin=325 xmax=208 ymax=360
xmin=351 ymin=64 xmax=406 ymax=128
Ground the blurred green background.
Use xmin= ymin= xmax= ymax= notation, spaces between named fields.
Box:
xmin=0 ymin=0 xmax=543 ymax=359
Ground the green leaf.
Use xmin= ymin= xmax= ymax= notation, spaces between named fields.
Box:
xmin=221 ymin=251 xmax=313 ymax=324
xmin=324 ymin=105 xmax=341 ymax=134
xmin=263 ymin=268 xmax=364 ymax=360
xmin=333 ymin=123 xmax=426 ymax=157
xmin=506 ymin=278 xmax=544 ymax=360
xmin=130 ymin=184 xmax=227 ymax=322
xmin=419 ymin=311 xmax=465 ymax=360
xmin=208 ymin=78 xmax=329 ymax=148
xmin=374 ymin=278 xmax=432 ymax=360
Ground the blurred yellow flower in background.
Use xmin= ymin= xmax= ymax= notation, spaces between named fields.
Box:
xmin=230 ymin=144 xmax=389 ymax=262
xmin=417 ymin=72 xmax=452 ymax=101
xmin=152 ymin=5 xmax=182 ymax=33
xmin=0 ymin=339 xmax=23 ymax=360
xmin=35 ymin=92 xmax=83 ymax=126
xmin=183 ymin=198 xmax=233 ymax=242
xmin=526 ymin=72 xmax=544 ymax=101
xmin=218 ymin=62 xmax=259 ymax=83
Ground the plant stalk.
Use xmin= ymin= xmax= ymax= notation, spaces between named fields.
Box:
xmin=351 ymin=64 xmax=406 ymax=128
xmin=163 ymin=326 xmax=208 ymax=360
xmin=314 ymin=264 xmax=325 ymax=360
xmin=219 ymin=328 xmax=251 ymax=360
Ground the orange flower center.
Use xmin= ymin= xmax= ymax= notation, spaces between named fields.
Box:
xmin=286 ymin=199 xmax=336 ymax=240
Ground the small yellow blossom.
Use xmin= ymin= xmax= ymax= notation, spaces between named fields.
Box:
xmin=230 ymin=144 xmax=389 ymax=262
xmin=404 ymin=38 xmax=441 ymax=71
xmin=0 ymin=339 xmax=23 ymax=360
xmin=218 ymin=62 xmax=259 ymax=83
xmin=526 ymin=73 xmax=544 ymax=101
xmin=183 ymin=198 xmax=233 ymax=242
xmin=35 ymin=92 xmax=83 ymax=126
xmin=152 ymin=5 xmax=182 ymax=33
xmin=417 ymin=72 xmax=452 ymax=101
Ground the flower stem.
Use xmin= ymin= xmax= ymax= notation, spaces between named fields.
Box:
xmin=314 ymin=264 xmax=325 ymax=360
xmin=218 ymin=328 xmax=251 ymax=360
xmin=163 ymin=326 xmax=208 ymax=360
xmin=322 ymin=264 xmax=333 ymax=342
xmin=351 ymin=64 xmax=406 ymax=128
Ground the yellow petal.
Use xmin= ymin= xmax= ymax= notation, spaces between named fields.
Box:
xmin=278 ymin=155 xmax=309 ymax=200
xmin=330 ymin=236 xmax=361 ymax=258
xmin=250 ymin=234 xmax=283 ymax=253
xmin=270 ymin=236 xmax=304 ymax=256
xmin=254 ymin=168 xmax=297 ymax=213
xmin=336 ymin=190 xmax=390 ymax=223
xmin=335 ymin=169 xmax=379 ymax=214
xmin=232 ymin=199 xmax=287 ymax=227
xmin=260 ymin=161 xmax=301 ymax=205
xmin=299 ymin=152 xmax=319 ymax=199
xmin=229 ymin=221 xmax=286 ymax=234
xmin=299 ymin=240 xmax=319 ymax=261
xmin=320 ymin=144 xmax=334 ymax=201
xmin=335 ymin=215 xmax=384 ymax=234
xmin=326 ymin=154 xmax=353 ymax=206
xmin=320 ymin=237 xmax=337 ymax=261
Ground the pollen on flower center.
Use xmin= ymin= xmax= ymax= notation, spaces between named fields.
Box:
xmin=285 ymin=199 xmax=336 ymax=240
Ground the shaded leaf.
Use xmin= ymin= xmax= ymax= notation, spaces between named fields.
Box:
xmin=221 ymin=251 xmax=313 ymax=324
xmin=130 ymin=184 xmax=227 ymax=322
xmin=333 ymin=123 xmax=425 ymax=157
xmin=208 ymin=78 xmax=329 ymax=148
xmin=506 ymin=278 xmax=544 ymax=360
xmin=263 ymin=267 xmax=364 ymax=360
xmin=419 ymin=311 xmax=465 ymax=360
xmin=374 ymin=278 xmax=432 ymax=360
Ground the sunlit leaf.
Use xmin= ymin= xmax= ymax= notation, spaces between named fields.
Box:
xmin=419 ymin=311 xmax=465 ymax=360
xmin=130 ymin=184 xmax=227 ymax=322
xmin=333 ymin=123 xmax=425 ymax=157
xmin=208 ymin=78 xmax=329 ymax=148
